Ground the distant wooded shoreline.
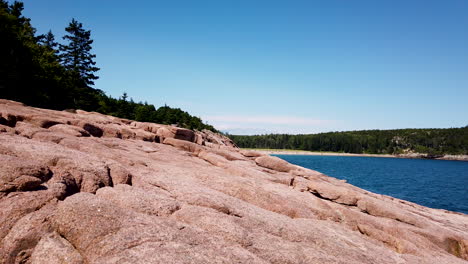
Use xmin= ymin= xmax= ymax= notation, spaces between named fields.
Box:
xmin=230 ymin=128 xmax=468 ymax=157
xmin=249 ymin=149 xmax=468 ymax=161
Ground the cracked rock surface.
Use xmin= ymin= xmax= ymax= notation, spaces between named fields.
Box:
xmin=1 ymin=99 xmax=467 ymax=264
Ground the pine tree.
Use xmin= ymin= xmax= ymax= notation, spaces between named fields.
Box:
xmin=59 ymin=18 xmax=99 ymax=87
xmin=38 ymin=30 xmax=58 ymax=51
xmin=0 ymin=0 xmax=43 ymax=104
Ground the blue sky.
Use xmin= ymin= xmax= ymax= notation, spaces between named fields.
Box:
xmin=17 ymin=0 xmax=468 ymax=134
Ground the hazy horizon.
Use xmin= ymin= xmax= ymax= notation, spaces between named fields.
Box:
xmin=223 ymin=125 xmax=468 ymax=136
xmin=17 ymin=0 xmax=468 ymax=134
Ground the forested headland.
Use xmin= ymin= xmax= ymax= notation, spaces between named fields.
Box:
xmin=229 ymin=127 xmax=468 ymax=156
xmin=0 ymin=1 xmax=215 ymax=131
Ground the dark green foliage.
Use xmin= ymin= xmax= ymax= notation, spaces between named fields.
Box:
xmin=0 ymin=1 xmax=216 ymax=132
xmin=95 ymin=93 xmax=216 ymax=131
xmin=1 ymin=0 xmax=49 ymax=106
xmin=59 ymin=18 xmax=99 ymax=87
xmin=38 ymin=30 xmax=58 ymax=50
xmin=0 ymin=0 xmax=86 ymax=109
xmin=229 ymin=127 xmax=468 ymax=155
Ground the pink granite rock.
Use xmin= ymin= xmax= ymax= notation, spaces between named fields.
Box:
xmin=0 ymin=100 xmax=466 ymax=264
xmin=48 ymin=124 xmax=90 ymax=137
xmin=162 ymin=137 xmax=204 ymax=155
xmin=255 ymin=155 xmax=296 ymax=172
xmin=0 ymin=154 xmax=52 ymax=192
xmin=29 ymin=232 xmax=84 ymax=264
xmin=240 ymin=149 xmax=264 ymax=157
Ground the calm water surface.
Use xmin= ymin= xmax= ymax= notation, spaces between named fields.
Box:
xmin=275 ymin=155 xmax=468 ymax=214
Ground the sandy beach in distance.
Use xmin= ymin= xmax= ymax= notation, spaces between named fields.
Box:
xmin=248 ymin=149 xmax=468 ymax=161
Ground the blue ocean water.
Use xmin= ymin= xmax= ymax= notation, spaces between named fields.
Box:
xmin=274 ymin=155 xmax=468 ymax=214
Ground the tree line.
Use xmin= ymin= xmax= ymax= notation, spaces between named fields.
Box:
xmin=0 ymin=1 xmax=216 ymax=131
xmin=229 ymin=127 xmax=468 ymax=155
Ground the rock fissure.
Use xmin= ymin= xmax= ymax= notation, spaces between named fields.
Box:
xmin=394 ymin=218 xmax=417 ymax=227
xmin=308 ymin=189 xmax=359 ymax=208
xmin=56 ymin=231 xmax=85 ymax=260
xmin=148 ymin=182 xmax=172 ymax=194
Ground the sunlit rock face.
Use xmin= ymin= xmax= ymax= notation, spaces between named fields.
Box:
xmin=0 ymin=99 xmax=467 ymax=264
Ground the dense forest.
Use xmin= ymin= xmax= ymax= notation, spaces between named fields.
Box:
xmin=229 ymin=127 xmax=468 ymax=155
xmin=0 ymin=1 xmax=216 ymax=131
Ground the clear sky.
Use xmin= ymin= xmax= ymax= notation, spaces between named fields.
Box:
xmin=17 ymin=0 xmax=468 ymax=134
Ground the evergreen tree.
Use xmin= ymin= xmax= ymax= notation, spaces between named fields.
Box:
xmin=38 ymin=30 xmax=58 ymax=51
xmin=0 ymin=0 xmax=63 ymax=107
xmin=1 ymin=1 xmax=217 ymax=132
xmin=59 ymin=18 xmax=101 ymax=110
xmin=34 ymin=29 xmax=72 ymax=109
xmin=59 ymin=18 xmax=99 ymax=87
xmin=229 ymin=127 xmax=468 ymax=155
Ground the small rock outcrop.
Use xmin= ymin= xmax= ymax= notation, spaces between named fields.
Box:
xmin=0 ymin=99 xmax=467 ymax=264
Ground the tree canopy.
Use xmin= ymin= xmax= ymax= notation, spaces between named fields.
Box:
xmin=0 ymin=0 xmax=216 ymax=132
xmin=229 ymin=127 xmax=468 ymax=155
xmin=60 ymin=18 xmax=99 ymax=87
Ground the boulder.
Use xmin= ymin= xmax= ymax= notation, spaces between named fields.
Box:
xmin=163 ymin=137 xmax=204 ymax=155
xmin=170 ymin=126 xmax=195 ymax=142
xmin=133 ymin=128 xmax=157 ymax=142
xmin=307 ymin=180 xmax=362 ymax=206
xmin=26 ymin=115 xmax=62 ymax=128
xmin=107 ymin=163 xmax=132 ymax=185
xmin=130 ymin=122 xmax=162 ymax=133
xmin=0 ymin=154 xmax=52 ymax=193
xmin=156 ymin=126 xmax=174 ymax=140
xmin=14 ymin=121 xmax=48 ymax=138
xmin=0 ymin=201 xmax=58 ymax=263
xmin=255 ymin=155 xmax=296 ymax=172
xmin=290 ymin=167 xmax=324 ymax=179
xmin=157 ymin=126 xmax=195 ymax=142
xmin=0 ymin=190 xmax=59 ymax=242
xmin=194 ymin=132 xmax=205 ymax=145
xmin=99 ymin=123 xmax=136 ymax=139
xmin=198 ymin=150 xmax=228 ymax=168
xmin=29 ymin=232 xmax=84 ymax=264
xmin=240 ymin=149 xmax=264 ymax=157
xmin=356 ymin=197 xmax=420 ymax=226
xmin=48 ymin=124 xmax=90 ymax=137
xmin=80 ymin=122 xmax=103 ymax=137
xmin=52 ymin=158 xmax=112 ymax=193
xmin=210 ymin=148 xmax=246 ymax=161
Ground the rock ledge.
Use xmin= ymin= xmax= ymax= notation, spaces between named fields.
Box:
xmin=0 ymin=99 xmax=467 ymax=264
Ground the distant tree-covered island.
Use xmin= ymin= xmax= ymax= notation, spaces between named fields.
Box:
xmin=0 ymin=1 xmax=216 ymax=132
xmin=229 ymin=127 xmax=468 ymax=156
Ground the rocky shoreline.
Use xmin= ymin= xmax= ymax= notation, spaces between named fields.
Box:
xmin=251 ymin=149 xmax=468 ymax=161
xmin=1 ymin=99 xmax=467 ymax=263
